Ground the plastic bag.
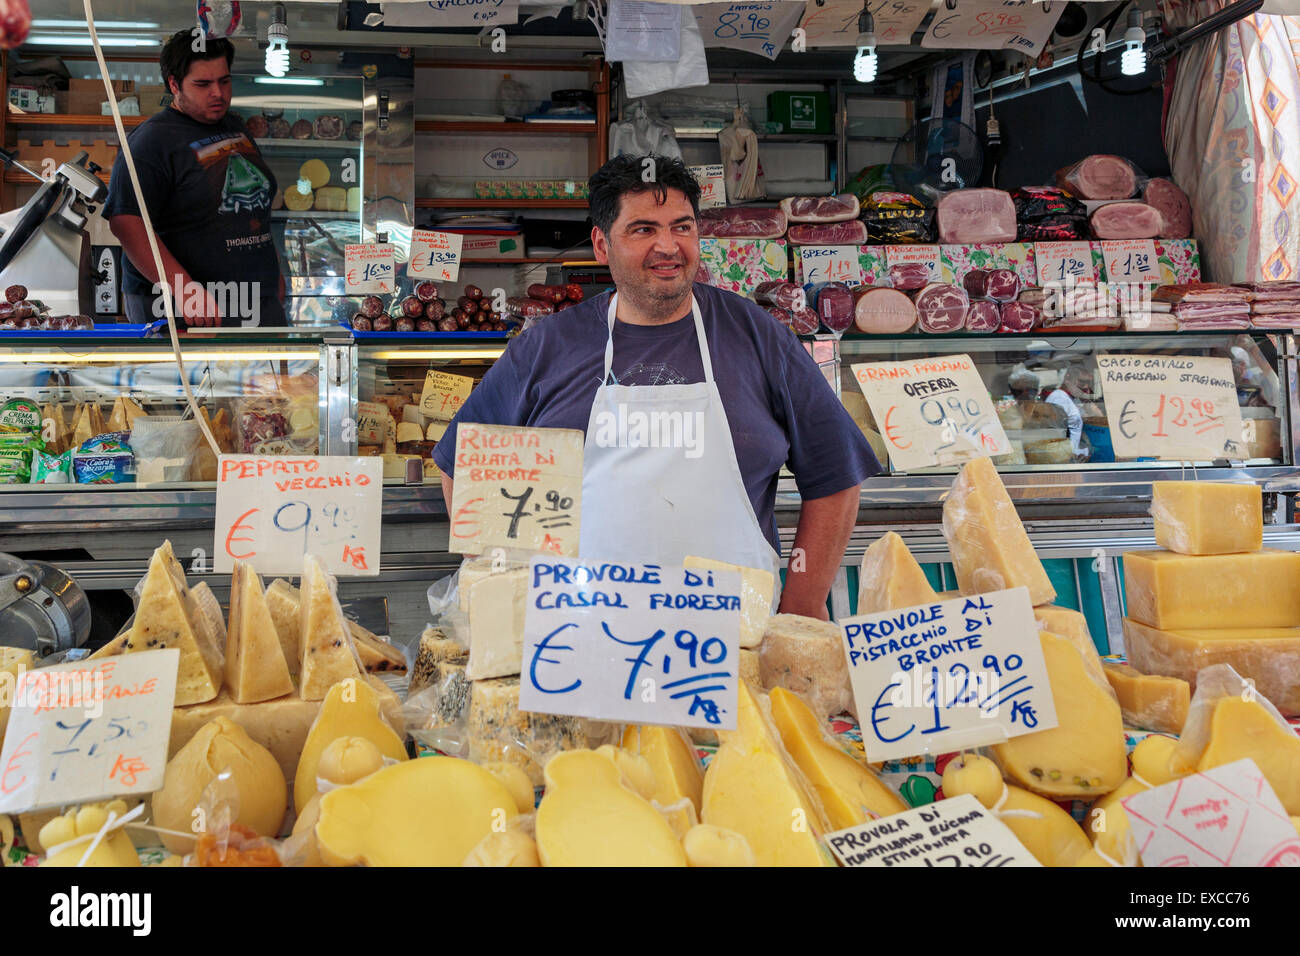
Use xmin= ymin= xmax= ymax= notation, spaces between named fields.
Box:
xmin=1171 ymin=662 xmax=1293 ymax=774
xmin=861 ymin=190 xmax=936 ymax=243
xmin=622 ymin=9 xmax=709 ymax=99
xmin=496 ymin=73 xmax=532 ymax=119
xmin=130 ymin=416 xmax=203 ymax=484
xmin=718 ymin=107 xmax=765 ymax=203
xmin=1054 ymin=154 xmax=1146 ymax=201
xmin=609 ymin=100 xmax=682 ymax=160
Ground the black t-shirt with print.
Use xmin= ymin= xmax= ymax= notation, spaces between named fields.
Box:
xmin=104 ymin=107 xmax=280 ymax=299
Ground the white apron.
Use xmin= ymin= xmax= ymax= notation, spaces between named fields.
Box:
xmin=579 ymin=292 xmax=781 ymax=595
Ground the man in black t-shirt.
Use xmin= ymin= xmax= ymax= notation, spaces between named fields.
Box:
xmin=104 ymin=30 xmax=285 ymax=327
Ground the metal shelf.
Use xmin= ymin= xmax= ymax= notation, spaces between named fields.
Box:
xmin=5 ymin=112 xmax=145 ymax=128
xmin=414 ymin=198 xmax=588 ymax=209
xmin=414 ymin=120 xmax=596 ymax=135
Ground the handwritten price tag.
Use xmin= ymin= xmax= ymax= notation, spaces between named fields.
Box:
xmin=826 ymin=792 xmax=1042 ymax=867
xmin=689 ymin=164 xmax=727 ymax=210
xmin=383 ymin=0 xmax=521 ymax=28
xmin=799 ymin=245 xmax=864 ymax=285
xmin=1096 ymin=354 xmax=1246 ymax=461
xmin=345 ymin=243 xmax=395 ymax=294
xmin=797 ymin=0 xmax=930 ymax=47
xmin=419 ymin=370 xmax=475 ymax=423
xmin=839 ymin=587 xmax=1057 ymax=762
xmin=0 ymin=651 xmax=178 ymax=813
xmin=1034 ymin=241 xmax=1098 ymax=284
xmin=1100 ymin=239 xmax=1159 ymax=282
xmin=449 ymin=423 xmax=583 ymax=557
xmin=518 ymin=557 xmax=741 ymax=730
xmin=851 ymin=354 xmax=1010 ymax=471
xmin=886 ymin=244 xmax=942 ymax=282
xmin=694 ymin=1 xmax=807 ymax=60
xmin=921 ymin=0 xmax=1064 ymax=56
xmin=409 ymin=229 xmax=464 ymax=283
xmin=214 ymin=455 xmax=382 ymax=576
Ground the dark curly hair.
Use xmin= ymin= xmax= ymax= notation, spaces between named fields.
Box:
xmin=588 ymin=154 xmax=702 ymax=236
xmin=159 ymin=28 xmax=235 ymax=94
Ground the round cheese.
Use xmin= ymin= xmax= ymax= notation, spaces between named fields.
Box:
xmin=299 ymin=159 xmax=331 ymax=189
xmin=283 ymin=184 xmax=314 ymax=211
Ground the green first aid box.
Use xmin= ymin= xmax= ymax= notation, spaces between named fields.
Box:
xmin=767 ymin=91 xmax=832 ymax=134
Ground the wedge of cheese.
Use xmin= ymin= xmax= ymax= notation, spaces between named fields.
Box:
xmin=298 ymin=555 xmax=362 ymax=701
xmin=465 ymin=565 xmax=528 ymax=680
xmin=941 ymin=457 xmax=1056 ymax=605
xmin=1102 ymin=661 xmax=1190 ymax=733
xmin=265 ymin=579 xmax=301 ymax=676
xmin=1034 ymin=605 xmax=1108 ymax=689
xmin=620 ymin=724 xmax=705 ymax=836
xmin=294 ymin=676 xmax=408 ymax=812
xmin=683 ymin=555 xmax=774 ymax=649
xmin=1196 ymin=696 xmax=1300 ymax=815
xmin=224 ymin=561 xmax=294 ymax=704
xmin=856 ymin=532 xmax=937 ymax=615
xmin=1151 ymin=481 xmax=1262 ymax=555
xmin=1122 ymin=549 xmax=1300 ymax=630
xmin=124 ymin=545 xmax=221 ymax=705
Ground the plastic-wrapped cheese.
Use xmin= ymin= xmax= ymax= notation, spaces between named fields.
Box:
xmin=758 ymin=613 xmax=853 ymax=721
xmin=467 ymin=678 xmax=586 ymax=786
xmin=856 ymin=531 xmax=937 ymax=615
xmin=1150 ymin=481 xmax=1263 ymax=555
xmin=465 ymin=566 xmax=528 ymax=680
xmin=1102 ymin=661 xmax=1190 ymax=733
xmin=1122 ymin=549 xmax=1300 ymax=630
xmin=683 ymin=555 xmax=774 ymax=649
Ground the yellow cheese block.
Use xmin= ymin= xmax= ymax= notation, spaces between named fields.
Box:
xmin=941 ymin=457 xmax=1056 ymax=605
xmin=1102 ymin=661 xmax=1190 ymax=733
xmin=1196 ymin=696 xmax=1300 ymax=815
xmin=0 ymin=646 xmax=34 ymax=750
xmin=1122 ymin=549 xmax=1300 ymax=630
xmin=941 ymin=752 xmax=1090 ymax=867
xmin=294 ymin=677 xmax=408 ymax=813
xmin=682 ymin=824 xmax=756 ymax=866
xmin=299 ymin=158 xmax=331 ymax=189
xmin=1122 ymin=618 xmax=1300 ymax=716
xmin=482 ymin=762 xmax=535 ymax=814
xmin=314 ymin=186 xmax=346 ymax=212
xmin=683 ymin=555 xmax=774 ymax=649
xmin=1151 ymin=481 xmax=1262 ymax=555
xmin=298 ymin=554 xmax=362 ymax=700
xmin=991 ymin=631 xmax=1127 ymax=797
xmin=316 ymin=757 xmax=517 ymax=866
xmin=621 ymin=724 xmax=705 ymax=836
xmin=463 ymin=829 xmax=541 ymax=867
xmin=125 ymin=545 xmax=221 ymax=706
xmin=536 ymin=750 xmax=687 ymax=866
xmin=225 ymin=561 xmax=294 ymax=704
xmin=768 ymin=686 xmax=905 ymax=828
xmin=1034 ymin=605 xmax=1108 ymax=688
xmin=39 ymin=801 xmax=140 ymax=868
xmin=346 ymin=186 xmax=362 ymax=213
xmin=856 ymin=531 xmax=937 ymax=615
xmin=701 ymin=681 xmax=832 ymax=867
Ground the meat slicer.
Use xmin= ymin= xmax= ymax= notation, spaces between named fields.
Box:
xmin=0 ymin=148 xmax=108 ymax=316
xmin=0 ymin=552 xmax=91 ymax=655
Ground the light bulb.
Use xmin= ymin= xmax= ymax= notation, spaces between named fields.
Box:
xmin=1121 ymin=9 xmax=1146 ymax=77
xmin=265 ymin=39 xmax=290 ymax=78
xmin=854 ymin=32 xmax=877 ymax=83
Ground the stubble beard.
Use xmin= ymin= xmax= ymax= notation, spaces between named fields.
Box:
xmin=612 ymin=260 xmax=695 ymax=323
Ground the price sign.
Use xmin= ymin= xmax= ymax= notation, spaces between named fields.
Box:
xmin=1096 ymin=354 xmax=1246 ymax=461
xmin=922 ymin=0 xmax=1064 ymax=55
xmin=694 ymin=1 xmax=806 ymax=59
xmin=799 ymin=245 xmax=864 ymax=285
xmin=885 ymin=245 xmax=943 ymax=282
xmin=409 ymin=229 xmax=464 ymax=283
xmin=518 ymin=557 xmax=741 ymax=730
xmin=448 ymin=423 xmax=583 ymax=557
xmin=1100 ymin=239 xmax=1159 ymax=282
xmin=345 ymin=243 xmax=395 ymax=294
xmin=839 ymin=587 xmax=1057 ymax=762
xmin=214 ymin=455 xmax=383 ymax=576
xmin=420 ymin=370 xmax=475 ymax=423
xmin=825 ymin=792 xmax=1042 ymax=867
xmin=797 ymin=0 xmax=929 ymax=47
xmin=689 ymin=164 xmax=727 ymax=209
xmin=851 ymin=354 xmax=1010 ymax=471
xmin=1034 ymin=241 xmax=1098 ymax=285
xmin=383 ymin=0 xmax=521 ymax=27
xmin=0 ymin=651 xmax=178 ymax=813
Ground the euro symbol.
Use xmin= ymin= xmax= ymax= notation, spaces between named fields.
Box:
xmin=529 ymin=623 xmax=582 ymax=695
xmin=1118 ymin=399 xmax=1138 ymax=440
xmin=224 ymin=507 xmax=258 ymax=560
xmin=884 ymin=405 xmax=911 ymax=450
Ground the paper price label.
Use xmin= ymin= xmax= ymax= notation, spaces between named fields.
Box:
xmin=922 ymin=0 xmax=1064 ymax=56
xmin=215 ymin=456 xmax=383 ymax=576
xmin=695 ymin=1 xmax=807 ymax=59
xmin=799 ymin=245 xmax=864 ymax=285
xmin=1100 ymin=239 xmax=1159 ymax=282
xmin=409 ymin=229 xmax=464 ymax=283
xmin=825 ymin=792 xmax=1041 ymax=867
xmin=839 ymin=587 xmax=1058 ymax=762
xmin=518 ymin=558 xmax=741 ymax=730
xmin=345 ymin=243 xmax=395 ymax=294
xmin=419 ymin=370 xmax=475 ymax=422
xmin=689 ymin=164 xmax=727 ymax=209
xmin=0 ymin=651 xmax=178 ymax=813
xmin=797 ymin=0 xmax=930 ymax=47
xmin=448 ymin=423 xmax=583 ymax=557
xmin=382 ymin=0 xmax=521 ymax=28
xmin=885 ymin=244 xmax=942 ymax=282
xmin=851 ymin=354 xmax=1010 ymax=471
xmin=1097 ymin=354 xmax=1245 ymax=461
xmin=1034 ymin=241 xmax=1097 ymax=284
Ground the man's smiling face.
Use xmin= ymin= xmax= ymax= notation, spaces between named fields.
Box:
xmin=593 ymin=186 xmax=699 ymax=321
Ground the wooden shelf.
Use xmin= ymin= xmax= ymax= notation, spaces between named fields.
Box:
xmin=6 ymin=112 xmax=146 ymax=128
xmin=415 ymin=198 xmax=588 ymax=209
xmin=414 ymin=120 xmax=596 ymax=135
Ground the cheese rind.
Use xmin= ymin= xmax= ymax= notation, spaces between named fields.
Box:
xmin=759 ymin=613 xmax=853 ymax=721
xmin=1151 ymin=481 xmax=1263 ymax=555
xmin=410 ymin=627 xmax=466 ymax=694
xmin=298 ymin=555 xmax=363 ymax=700
xmin=265 ymin=579 xmax=302 ymax=676
xmin=467 ymin=677 xmax=586 ymax=786
xmin=1122 ymin=549 xmax=1300 ymax=630
xmin=942 ymin=457 xmax=1056 ymax=605
xmin=684 ymin=555 xmax=774 ymax=648
xmin=856 ymin=532 xmax=937 ymax=615
xmin=1102 ymin=661 xmax=1190 ymax=733
xmin=225 ymin=561 xmax=294 ymax=704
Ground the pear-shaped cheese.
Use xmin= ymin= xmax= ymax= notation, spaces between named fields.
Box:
xmin=536 ymin=750 xmax=687 ymax=866
xmin=857 ymin=532 xmax=937 ymax=614
xmin=39 ymin=801 xmax=140 ymax=868
xmin=294 ymin=677 xmax=407 ymax=813
xmin=1197 ymin=696 xmax=1300 ymax=814
xmin=298 ymin=555 xmax=362 ymax=700
xmin=682 ymin=824 xmax=756 ymax=867
xmin=291 ymin=736 xmax=384 ymax=867
xmin=1085 ymin=734 xmax=1183 ymax=864
xmin=991 ymin=630 xmax=1126 ymax=797
xmin=225 ymin=561 xmax=294 ymax=704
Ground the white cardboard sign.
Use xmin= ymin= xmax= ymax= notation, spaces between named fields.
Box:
xmin=922 ymin=0 xmax=1065 ymax=56
xmin=694 ymin=1 xmax=806 ymax=59
xmin=409 ymin=230 xmax=464 ymax=283
xmin=345 ymin=243 xmax=396 ymax=294
xmin=383 ymin=0 xmax=520 ymax=27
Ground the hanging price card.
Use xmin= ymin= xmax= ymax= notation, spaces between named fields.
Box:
xmin=852 ymin=354 xmax=1010 ymax=471
xmin=448 ymin=423 xmax=583 ymax=557
xmin=420 ymin=370 xmax=475 ymax=422
xmin=409 ymin=229 xmax=464 ymax=283
xmin=518 ymin=557 xmax=741 ymax=730
xmin=885 ymin=245 xmax=943 ymax=282
xmin=839 ymin=587 xmax=1057 ymax=762
xmin=922 ymin=0 xmax=1064 ymax=56
xmin=1096 ymin=354 xmax=1246 ymax=461
xmin=799 ymin=245 xmax=864 ymax=285
xmin=214 ymin=456 xmax=382 ymax=576
xmin=694 ymin=1 xmax=806 ymax=60
xmin=1033 ymin=241 xmax=1099 ymax=285
xmin=689 ymin=164 xmax=727 ymax=209
xmin=1100 ymin=239 xmax=1159 ymax=282
xmin=345 ymin=243 xmax=395 ymax=294
xmin=797 ymin=0 xmax=930 ymax=47
xmin=0 ymin=650 xmax=178 ymax=813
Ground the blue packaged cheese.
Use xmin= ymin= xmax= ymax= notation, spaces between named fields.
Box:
xmin=72 ymin=432 xmax=136 ymax=484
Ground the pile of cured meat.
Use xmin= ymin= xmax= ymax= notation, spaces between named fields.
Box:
xmin=1151 ymin=281 xmax=1300 ymax=331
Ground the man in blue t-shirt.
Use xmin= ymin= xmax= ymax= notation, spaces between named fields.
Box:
xmin=434 ymin=155 xmax=880 ymax=619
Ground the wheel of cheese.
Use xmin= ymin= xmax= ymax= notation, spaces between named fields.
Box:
xmin=314 ymin=186 xmax=346 ymax=211
xmin=283 ymin=184 xmax=314 ymax=211
xmin=299 ymin=158 xmax=331 ymax=190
